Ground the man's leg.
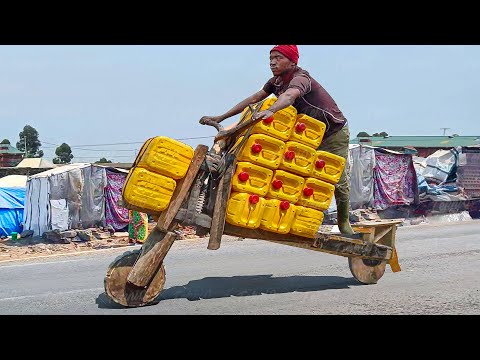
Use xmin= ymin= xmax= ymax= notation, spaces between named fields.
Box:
xmin=318 ymin=124 xmax=355 ymax=235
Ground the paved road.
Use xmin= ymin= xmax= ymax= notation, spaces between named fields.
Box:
xmin=0 ymin=221 xmax=479 ymax=314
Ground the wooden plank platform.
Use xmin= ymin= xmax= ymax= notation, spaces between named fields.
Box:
xmin=223 ymin=224 xmax=392 ymax=261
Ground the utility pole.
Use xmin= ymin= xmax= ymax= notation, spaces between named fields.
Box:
xmin=440 ymin=128 xmax=450 ymax=136
xmin=24 ymin=137 xmax=27 ymax=157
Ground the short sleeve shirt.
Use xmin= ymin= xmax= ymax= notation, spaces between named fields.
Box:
xmin=263 ymin=67 xmax=347 ymax=138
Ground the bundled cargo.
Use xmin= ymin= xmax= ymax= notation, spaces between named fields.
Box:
xmin=266 ymin=170 xmax=305 ymax=203
xmin=231 ymin=161 xmax=274 ymax=196
xmin=122 ymin=136 xmax=194 ymax=216
xmin=241 ymin=97 xmax=297 ymax=141
xmin=225 ymin=102 xmax=340 ymax=238
xmin=311 ymin=150 xmax=346 ymax=185
xmin=296 ymin=177 xmax=335 ymax=211
xmin=279 ymin=141 xmax=317 ymax=177
xmin=259 ymin=198 xmax=297 ymax=234
xmin=290 ymin=206 xmax=325 ymax=238
xmin=234 ymin=134 xmax=286 ymax=170
xmin=225 ymin=192 xmax=266 ymax=229
xmin=289 ymin=114 xmax=326 ymax=149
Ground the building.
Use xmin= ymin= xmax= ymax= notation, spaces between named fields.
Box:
xmin=0 ymin=144 xmax=24 ymax=167
xmin=350 ymin=136 xmax=480 ymax=158
xmin=16 ymin=158 xmax=56 ymax=168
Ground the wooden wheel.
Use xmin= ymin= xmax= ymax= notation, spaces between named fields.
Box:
xmin=104 ymin=250 xmax=166 ymax=308
xmin=348 ymin=257 xmax=386 ymax=285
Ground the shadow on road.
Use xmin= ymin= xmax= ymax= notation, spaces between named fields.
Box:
xmin=96 ymin=274 xmax=360 ymax=309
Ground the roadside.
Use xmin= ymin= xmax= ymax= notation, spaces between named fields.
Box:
xmin=2 ymin=210 xmax=477 ymax=263
xmin=0 ymin=223 xmax=203 ymax=262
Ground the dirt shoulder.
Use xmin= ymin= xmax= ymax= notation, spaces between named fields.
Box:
xmin=0 ymin=224 xmax=204 ymax=262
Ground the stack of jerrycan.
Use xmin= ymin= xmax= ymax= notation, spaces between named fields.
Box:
xmin=226 ymin=96 xmax=346 ymax=238
xmin=122 ymin=136 xmax=194 ymax=216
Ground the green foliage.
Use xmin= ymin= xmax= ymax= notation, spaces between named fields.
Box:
xmin=95 ymin=157 xmax=112 ymax=164
xmin=356 ymin=131 xmax=370 ymax=137
xmin=16 ymin=125 xmax=43 ymax=157
xmin=53 ymin=143 xmax=74 ymax=164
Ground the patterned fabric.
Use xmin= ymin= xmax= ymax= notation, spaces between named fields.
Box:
xmin=128 ymin=210 xmax=149 ymax=244
xmin=373 ymin=152 xmax=416 ymax=210
xmin=105 ymin=170 xmax=129 ymax=231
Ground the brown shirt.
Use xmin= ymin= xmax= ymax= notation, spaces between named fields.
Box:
xmin=263 ymin=67 xmax=347 ymax=139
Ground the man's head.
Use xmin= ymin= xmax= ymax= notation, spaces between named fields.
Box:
xmin=269 ymin=45 xmax=299 ymax=76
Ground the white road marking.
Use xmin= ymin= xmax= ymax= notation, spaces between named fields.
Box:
xmin=0 ymin=287 xmax=104 ymax=302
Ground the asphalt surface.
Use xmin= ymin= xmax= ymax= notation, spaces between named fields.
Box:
xmin=0 ymin=220 xmax=479 ymax=314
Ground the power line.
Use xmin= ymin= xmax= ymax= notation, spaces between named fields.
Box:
xmin=41 ymin=135 xmax=215 ymax=148
xmin=72 ymin=155 xmax=134 ymax=159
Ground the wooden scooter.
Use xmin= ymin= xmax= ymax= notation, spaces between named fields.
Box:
xmin=104 ymin=109 xmax=402 ymax=308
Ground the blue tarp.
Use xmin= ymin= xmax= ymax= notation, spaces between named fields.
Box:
xmin=0 ymin=187 xmax=26 ymax=237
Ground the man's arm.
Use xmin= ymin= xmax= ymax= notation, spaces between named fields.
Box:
xmin=199 ymin=89 xmax=270 ymax=125
xmin=252 ymin=87 xmax=301 ymax=121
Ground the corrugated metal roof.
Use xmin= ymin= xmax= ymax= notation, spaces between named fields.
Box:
xmin=350 ymin=136 xmax=480 ymax=148
xmin=0 ymin=144 xmax=23 ymax=155
xmin=16 ymin=158 xmax=56 ymax=168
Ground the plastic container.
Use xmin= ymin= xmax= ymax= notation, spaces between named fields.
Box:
xmin=296 ymin=177 xmax=335 ymax=211
xmin=279 ymin=141 xmax=317 ymax=177
xmin=11 ymin=232 xmax=18 ymax=240
xmin=135 ymin=136 xmax=194 ymax=180
xmin=243 ymin=98 xmax=297 ymax=141
xmin=231 ymin=162 xmax=274 ymax=196
xmin=259 ymin=199 xmax=296 ymax=234
xmin=311 ymin=151 xmax=346 ymax=185
xmin=290 ymin=206 xmax=325 ymax=238
xmin=122 ymin=167 xmax=177 ymax=214
xmin=266 ymin=170 xmax=305 ymax=203
xmin=225 ymin=192 xmax=266 ymax=229
xmin=288 ymin=114 xmax=326 ymax=149
xmin=234 ymin=134 xmax=286 ymax=170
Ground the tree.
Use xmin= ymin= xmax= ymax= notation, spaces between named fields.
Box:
xmin=53 ymin=143 xmax=74 ymax=164
xmin=356 ymin=132 xmax=370 ymax=137
xmin=16 ymin=125 xmax=44 ymax=158
xmin=96 ymin=157 xmax=112 ymax=164
xmin=372 ymin=132 xmax=389 ymax=137
xmin=1 ymin=139 xmax=10 ymax=144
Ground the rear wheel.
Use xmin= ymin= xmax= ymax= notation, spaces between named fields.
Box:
xmin=348 ymin=257 xmax=386 ymax=284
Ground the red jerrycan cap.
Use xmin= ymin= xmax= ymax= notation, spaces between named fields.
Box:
xmin=272 ymin=179 xmax=283 ymax=189
xmin=249 ymin=194 xmax=260 ymax=204
xmin=238 ymin=171 xmax=249 ymax=182
xmin=263 ymin=116 xmax=274 ymax=124
xmin=315 ymin=159 xmax=326 ymax=169
xmin=280 ymin=201 xmax=290 ymax=210
xmin=251 ymin=143 xmax=262 ymax=153
xmin=296 ymin=122 xmax=307 ymax=132
xmin=303 ymin=187 xmax=314 ymax=196
xmin=284 ymin=150 xmax=296 ymax=160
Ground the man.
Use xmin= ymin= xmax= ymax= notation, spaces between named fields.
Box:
xmin=199 ymin=45 xmax=354 ymax=235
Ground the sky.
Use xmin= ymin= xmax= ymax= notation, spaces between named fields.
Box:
xmin=1 ymin=45 xmax=479 ymax=163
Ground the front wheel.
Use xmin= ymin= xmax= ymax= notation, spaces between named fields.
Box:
xmin=104 ymin=250 xmax=166 ymax=307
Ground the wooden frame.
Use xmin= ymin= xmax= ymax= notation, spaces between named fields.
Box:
xmin=352 ymin=219 xmax=403 ymax=272
xmin=107 ymin=133 xmax=404 ymax=307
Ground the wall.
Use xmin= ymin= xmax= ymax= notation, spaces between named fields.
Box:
xmin=0 ymin=154 xmax=23 ymax=167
